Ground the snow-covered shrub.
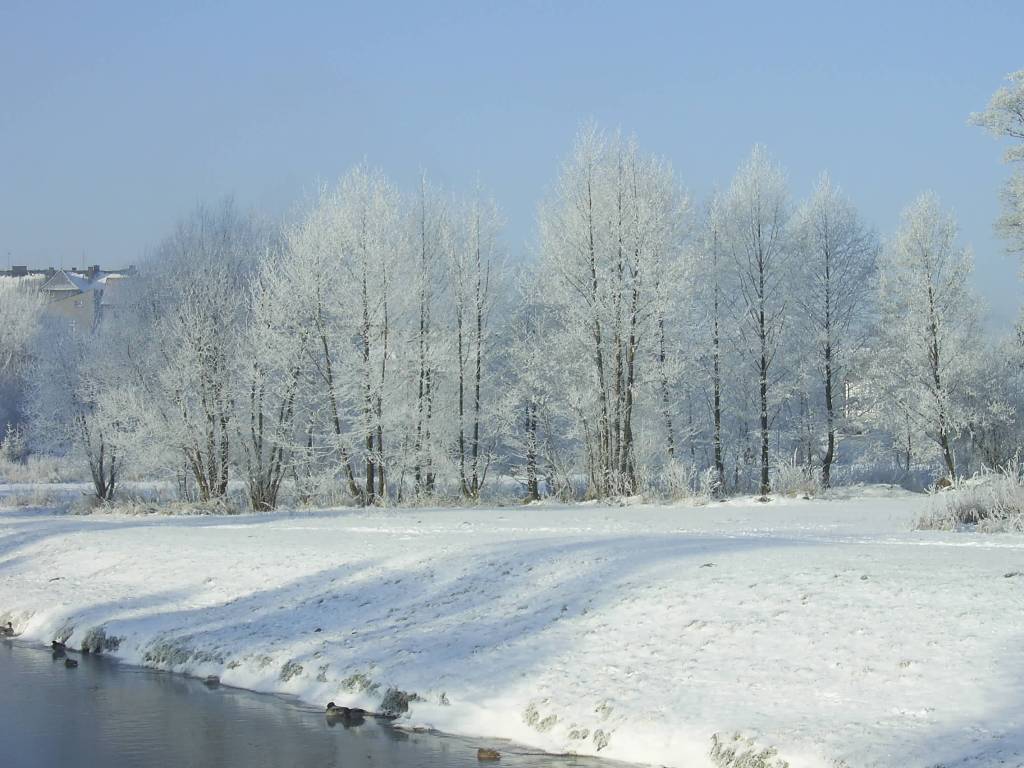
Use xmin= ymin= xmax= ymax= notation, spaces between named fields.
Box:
xmin=634 ymin=459 xmax=715 ymax=504
xmin=666 ymin=461 xmax=719 ymax=503
xmin=773 ymin=454 xmax=821 ymax=498
xmin=8 ymin=454 xmax=86 ymax=483
xmin=698 ymin=466 xmax=722 ymax=499
xmin=661 ymin=459 xmax=698 ymax=500
xmin=916 ymin=459 xmax=1024 ymax=532
xmin=0 ymin=487 xmax=65 ymax=509
xmin=88 ymin=485 xmax=246 ymax=515
xmin=287 ymin=466 xmax=359 ymax=509
xmin=0 ymin=453 xmax=86 ymax=484
xmin=0 ymin=424 xmax=27 ymax=463
xmin=112 ymin=498 xmax=245 ymax=516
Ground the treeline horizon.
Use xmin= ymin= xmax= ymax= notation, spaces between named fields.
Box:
xmin=3 ymin=72 xmax=1024 ymax=510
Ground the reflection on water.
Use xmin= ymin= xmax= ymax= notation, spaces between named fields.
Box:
xmin=0 ymin=642 xmax=601 ymax=768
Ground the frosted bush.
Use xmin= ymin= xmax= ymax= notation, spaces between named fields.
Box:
xmin=0 ymin=488 xmax=65 ymax=509
xmin=698 ymin=466 xmax=722 ymax=500
xmin=917 ymin=459 xmax=1024 ymax=532
xmin=0 ymin=425 xmax=26 ymax=463
xmin=92 ymin=489 xmax=245 ymax=516
xmin=636 ymin=460 xmax=716 ymax=504
xmin=662 ymin=459 xmax=698 ymax=501
xmin=773 ymin=454 xmax=821 ymax=498
xmin=0 ymin=453 xmax=87 ymax=484
xmin=290 ymin=471 xmax=355 ymax=509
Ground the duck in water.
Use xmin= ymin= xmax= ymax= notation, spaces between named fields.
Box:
xmin=325 ymin=702 xmax=366 ymax=726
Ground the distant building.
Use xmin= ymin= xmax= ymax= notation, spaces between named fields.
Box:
xmin=37 ymin=265 xmax=134 ymax=330
xmin=0 ymin=265 xmax=53 ymax=279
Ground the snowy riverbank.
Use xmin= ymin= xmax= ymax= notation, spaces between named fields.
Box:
xmin=1 ymin=489 xmax=1022 ymax=767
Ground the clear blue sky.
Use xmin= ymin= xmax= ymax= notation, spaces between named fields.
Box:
xmin=2 ymin=1 xmax=1022 ymax=324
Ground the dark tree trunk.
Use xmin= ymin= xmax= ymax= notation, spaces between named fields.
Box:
xmin=469 ymin=245 xmax=486 ymax=498
xmin=319 ymin=330 xmax=360 ymax=499
xmin=758 ymin=292 xmax=770 ymax=498
xmin=926 ymin=287 xmax=956 ymax=481
xmin=759 ymin=351 xmax=770 ymax=496
xmin=712 ymin=296 xmax=724 ymax=494
xmin=822 ymin=341 xmax=836 ymax=488
xmin=657 ymin=315 xmax=675 ymax=459
xmin=586 ymin=176 xmax=611 ymax=497
xmin=524 ymin=402 xmax=539 ymax=502
xmin=456 ymin=302 xmax=469 ymax=498
xmin=361 ymin=274 xmax=376 ymax=504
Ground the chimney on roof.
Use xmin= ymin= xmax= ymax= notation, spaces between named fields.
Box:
xmin=87 ymin=264 xmax=101 ymax=279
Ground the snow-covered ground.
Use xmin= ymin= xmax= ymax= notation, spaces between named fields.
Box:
xmin=1 ymin=488 xmax=1022 ymax=768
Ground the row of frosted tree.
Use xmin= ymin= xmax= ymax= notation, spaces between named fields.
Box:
xmin=17 ymin=72 xmax=1024 ymax=508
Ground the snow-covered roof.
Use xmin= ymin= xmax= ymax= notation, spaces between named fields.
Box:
xmin=40 ymin=269 xmax=124 ymax=295
xmin=40 ymin=269 xmax=91 ymax=293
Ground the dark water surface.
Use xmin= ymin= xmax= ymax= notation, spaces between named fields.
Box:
xmin=0 ymin=642 xmax=603 ymax=768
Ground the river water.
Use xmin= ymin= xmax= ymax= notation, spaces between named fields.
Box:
xmin=0 ymin=641 xmax=602 ymax=768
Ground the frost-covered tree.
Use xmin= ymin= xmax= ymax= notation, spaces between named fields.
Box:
xmin=339 ymin=168 xmax=404 ymax=504
xmin=876 ymin=193 xmax=980 ymax=480
xmin=497 ymin=268 xmax=578 ymax=501
xmin=0 ymin=278 xmax=43 ymax=379
xmin=723 ymin=146 xmax=792 ymax=496
xmin=965 ymin=335 xmax=1024 ymax=469
xmin=792 ymin=174 xmax=878 ymax=486
xmin=271 ymin=168 xmax=512 ymax=505
xmin=119 ymin=200 xmax=259 ymax=502
xmin=450 ymin=190 xmax=503 ymax=499
xmin=690 ymin=194 xmax=742 ymax=492
xmin=504 ymin=311 xmax=547 ymax=501
xmin=235 ymin=243 xmax=309 ymax=511
xmin=971 ymin=71 xmax=1024 ymax=257
xmin=408 ymin=175 xmax=448 ymax=498
xmin=280 ymin=169 xmax=405 ymax=505
xmin=538 ymin=126 xmax=687 ymax=497
xmin=276 ymin=184 xmax=362 ymax=501
xmin=30 ymin=321 xmax=126 ymax=500
xmin=0 ymin=278 xmax=44 ymax=435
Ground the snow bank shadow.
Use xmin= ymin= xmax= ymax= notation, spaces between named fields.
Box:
xmin=2 ymin=587 xmax=195 ymax=647
xmin=0 ymin=510 xmax=320 ymax=570
xmin=56 ymin=531 xmax=814 ymax=706
xmin=0 ymin=516 xmax=161 ymax=569
xmin=878 ymin=638 xmax=1024 ymax=768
